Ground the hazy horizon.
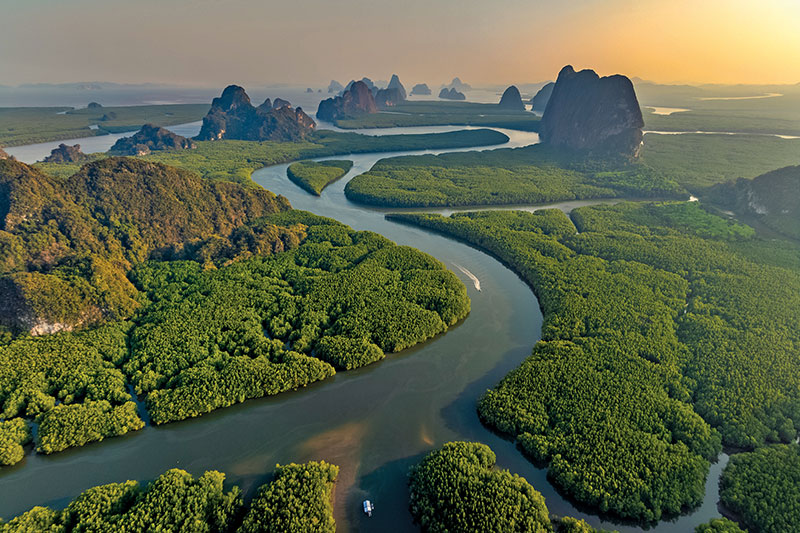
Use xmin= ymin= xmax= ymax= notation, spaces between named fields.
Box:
xmin=2 ymin=0 xmax=799 ymax=88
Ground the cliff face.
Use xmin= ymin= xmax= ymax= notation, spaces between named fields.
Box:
xmin=715 ymin=165 xmax=800 ymax=239
xmin=530 ymin=82 xmax=554 ymax=113
xmin=387 ymin=74 xmax=407 ymax=100
xmin=539 ymin=66 xmax=644 ymax=157
xmin=375 ymin=87 xmax=404 ymax=108
xmin=42 ymin=144 xmax=89 ymax=163
xmin=316 ymin=81 xmax=378 ymax=121
xmin=110 ymin=124 xmax=196 ymax=156
xmin=196 ymin=85 xmax=315 ymax=142
xmin=0 ymin=146 xmax=8 ymax=159
xmin=498 ymin=86 xmax=525 ymax=111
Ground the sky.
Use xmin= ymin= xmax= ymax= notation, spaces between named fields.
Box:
xmin=1 ymin=0 xmax=799 ymax=87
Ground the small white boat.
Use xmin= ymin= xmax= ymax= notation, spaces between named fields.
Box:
xmin=363 ymin=499 xmax=374 ymax=517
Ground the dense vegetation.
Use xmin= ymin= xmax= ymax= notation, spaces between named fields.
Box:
xmin=408 ymin=442 xmax=615 ymax=533
xmin=33 ymin=129 xmax=509 ymax=186
xmin=287 ymin=160 xmax=353 ymax=195
xmin=0 ymin=461 xmax=337 ymax=532
xmin=719 ymin=443 xmax=800 ymax=533
xmin=0 ymin=323 xmax=144 ymax=458
xmin=346 ymin=144 xmax=685 ymax=208
xmin=239 ymin=461 xmax=338 ymax=533
xmin=127 ymin=212 xmax=469 ymax=423
xmin=0 ymin=157 xmax=291 ymax=333
xmin=0 ymin=157 xmax=469 ymax=460
xmin=640 ymin=133 xmax=800 ymax=189
xmin=408 ymin=441 xmax=553 ymax=532
xmin=392 ymin=201 xmax=800 ymax=521
xmin=332 ymin=100 xmax=541 ymax=131
xmin=0 ymin=104 xmax=209 ymax=147
xmin=694 ymin=518 xmax=746 ymax=533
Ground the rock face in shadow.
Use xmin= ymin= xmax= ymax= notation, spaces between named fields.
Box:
xmin=498 ymin=86 xmax=525 ymax=111
xmin=110 ymin=124 xmax=197 ymax=156
xmin=530 ymin=82 xmax=554 ymax=113
xmin=272 ymin=98 xmax=291 ymax=109
xmin=196 ymin=85 xmax=315 ymax=142
xmin=387 ymin=74 xmax=407 ymax=100
xmin=438 ymin=87 xmax=466 ymax=101
xmin=411 ymin=83 xmax=431 ymax=96
xmin=375 ymin=87 xmax=405 ymax=108
xmin=316 ymin=81 xmax=378 ymax=121
xmin=42 ymin=144 xmax=89 ymax=163
xmin=539 ymin=65 xmax=644 ymax=157
xmin=714 ymin=165 xmax=800 ymax=239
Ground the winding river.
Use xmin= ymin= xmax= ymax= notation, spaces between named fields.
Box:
xmin=0 ymin=125 xmax=728 ymax=532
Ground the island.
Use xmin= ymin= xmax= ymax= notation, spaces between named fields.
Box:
xmin=438 ymin=87 xmax=466 ymax=100
xmin=110 ymin=123 xmax=196 ymax=155
xmin=196 ymin=85 xmax=315 ymax=141
xmin=410 ymin=83 xmax=432 ymax=95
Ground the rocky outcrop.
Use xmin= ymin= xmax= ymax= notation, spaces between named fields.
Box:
xmin=196 ymin=85 xmax=315 ymax=142
xmin=539 ymin=65 xmax=644 ymax=157
xmin=328 ymin=80 xmax=344 ymax=93
xmin=344 ymin=77 xmax=378 ymax=95
xmin=714 ymin=165 xmax=800 ymax=239
xmin=439 ymin=87 xmax=466 ymax=101
xmin=316 ymin=80 xmax=378 ymax=121
xmin=87 ymin=102 xmax=102 ymax=109
xmin=530 ymin=82 xmax=554 ymax=113
xmin=387 ymin=74 xmax=407 ymax=100
xmin=110 ymin=124 xmax=196 ymax=156
xmin=0 ymin=146 xmax=8 ymax=160
xmin=375 ymin=87 xmax=404 ymax=108
xmin=411 ymin=83 xmax=431 ymax=96
xmin=498 ymin=86 xmax=525 ymax=111
xmin=446 ymin=77 xmax=471 ymax=91
xmin=272 ymin=97 xmax=291 ymax=109
xmin=42 ymin=144 xmax=89 ymax=163
xmin=306 ymin=88 xmax=314 ymax=93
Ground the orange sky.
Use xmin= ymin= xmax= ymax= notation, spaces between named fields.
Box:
xmin=0 ymin=0 xmax=798 ymax=86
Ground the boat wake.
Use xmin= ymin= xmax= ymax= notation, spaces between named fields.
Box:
xmin=453 ymin=263 xmax=481 ymax=292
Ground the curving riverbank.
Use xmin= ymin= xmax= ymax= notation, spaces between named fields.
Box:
xmin=0 ymin=126 xmax=729 ymax=532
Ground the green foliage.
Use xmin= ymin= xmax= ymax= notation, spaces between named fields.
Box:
xmin=1 ymin=462 xmax=338 ymax=532
xmin=694 ymin=518 xmax=746 ymax=533
xmin=393 ymin=201 xmax=800 ymax=521
xmin=346 ymin=144 xmax=685 ymax=208
xmin=408 ymin=442 xmax=552 ymax=532
xmin=640 ymin=133 xmax=800 ymax=190
xmin=0 ymin=418 xmax=30 ymax=466
xmin=0 ymin=157 xmax=291 ymax=332
xmin=137 ymin=129 xmax=508 ymax=186
xmin=332 ymin=100 xmax=541 ymax=131
xmin=287 ymin=160 xmax=353 ymax=195
xmin=0 ymin=105 xmax=209 ymax=147
xmin=126 ymin=218 xmax=469 ymax=423
xmin=36 ymin=401 xmax=144 ymax=454
xmin=238 ymin=461 xmax=338 ymax=533
xmin=720 ymin=444 xmax=800 ymax=533
xmin=0 ymin=322 xmax=144 ymax=456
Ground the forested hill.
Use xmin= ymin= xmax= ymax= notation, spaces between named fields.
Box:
xmin=0 ymin=157 xmax=295 ymax=334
